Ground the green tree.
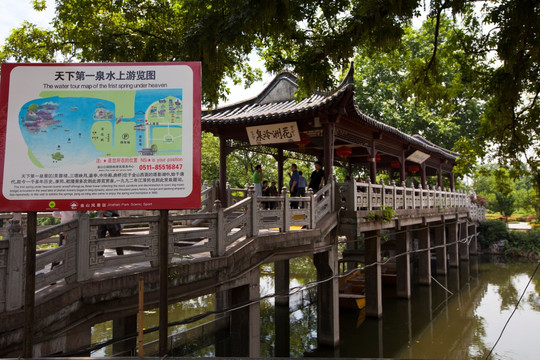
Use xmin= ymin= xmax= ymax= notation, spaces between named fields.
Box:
xmin=490 ymin=191 xmax=515 ymax=219
xmin=473 ymin=163 xmax=537 ymax=216
xmin=354 ymin=15 xmax=485 ymax=173
xmin=3 ymin=1 xmax=540 ymax=193
xmin=1 ymin=0 xmax=422 ymax=107
xmin=200 ymin=131 xmax=220 ymax=182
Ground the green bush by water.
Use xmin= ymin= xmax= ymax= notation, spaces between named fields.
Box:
xmin=478 ymin=219 xmax=540 ymax=256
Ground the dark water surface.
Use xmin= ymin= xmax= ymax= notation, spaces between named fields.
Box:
xmin=91 ymin=256 xmax=539 ymax=359
xmin=328 ymin=257 xmax=540 ymax=359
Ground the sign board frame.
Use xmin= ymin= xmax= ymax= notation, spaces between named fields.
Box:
xmin=0 ymin=62 xmax=201 ymax=211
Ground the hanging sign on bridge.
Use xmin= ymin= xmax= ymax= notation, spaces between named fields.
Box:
xmin=0 ymin=62 xmax=201 ymax=211
xmin=246 ymin=121 xmax=300 ymax=145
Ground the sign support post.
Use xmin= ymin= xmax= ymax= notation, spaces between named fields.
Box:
xmin=159 ymin=209 xmax=169 ymax=356
xmin=23 ymin=211 xmax=37 ymax=358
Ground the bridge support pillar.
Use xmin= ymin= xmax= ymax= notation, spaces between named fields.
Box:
xmin=434 ymin=223 xmax=447 ymax=275
xmin=417 ymin=226 xmax=431 ymax=285
xmin=113 ymin=314 xmax=137 ymax=356
xmin=364 ymin=230 xmax=382 ymax=317
xmin=230 ymin=267 xmax=260 ymax=357
xmin=274 ymin=259 xmax=290 ymax=357
xmin=215 ymin=290 xmax=230 ymax=357
xmin=447 ymin=222 xmax=459 ymax=268
xmin=396 ymin=227 xmax=411 ymax=299
xmin=459 ymin=222 xmax=469 ymax=261
xmin=469 ymin=224 xmax=478 ymax=255
xmin=314 ymin=246 xmax=339 ymax=346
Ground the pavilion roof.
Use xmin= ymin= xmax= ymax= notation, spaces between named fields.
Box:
xmin=201 ymin=67 xmax=458 ymax=162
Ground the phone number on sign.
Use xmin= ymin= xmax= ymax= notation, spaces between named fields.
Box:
xmin=139 ymin=164 xmax=182 ymax=171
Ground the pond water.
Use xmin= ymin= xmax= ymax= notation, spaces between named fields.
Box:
xmin=334 ymin=258 xmax=540 ymax=359
xmin=90 ymin=256 xmax=540 ymax=359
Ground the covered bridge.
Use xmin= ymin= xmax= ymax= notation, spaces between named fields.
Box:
xmin=202 ymin=66 xmax=458 ymax=206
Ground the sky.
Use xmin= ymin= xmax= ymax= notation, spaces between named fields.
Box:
xmin=0 ymin=0 xmax=270 ymax=106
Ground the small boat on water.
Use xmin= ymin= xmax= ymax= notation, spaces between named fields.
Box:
xmin=339 ymin=268 xmax=366 ymax=309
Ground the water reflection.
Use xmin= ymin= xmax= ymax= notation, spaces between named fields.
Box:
xmin=88 ymin=256 xmax=539 ymax=359
xmin=335 ymin=258 xmax=540 ymax=360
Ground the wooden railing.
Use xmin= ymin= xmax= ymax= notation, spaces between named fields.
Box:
xmin=0 ymin=178 xmax=484 ymax=313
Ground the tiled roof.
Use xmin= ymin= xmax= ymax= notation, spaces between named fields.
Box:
xmin=349 ymin=103 xmax=459 ymax=160
xmin=201 ymin=68 xmax=458 ymax=161
xmin=202 ymin=81 xmax=351 ymax=125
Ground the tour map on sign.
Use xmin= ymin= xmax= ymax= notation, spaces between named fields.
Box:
xmin=18 ymin=89 xmax=183 ymax=168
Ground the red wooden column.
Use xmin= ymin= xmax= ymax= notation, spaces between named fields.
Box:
xmin=323 ymin=121 xmax=335 ymax=184
xmin=370 ymin=141 xmax=378 ymax=184
xmin=438 ymin=163 xmax=443 ymax=188
xmin=219 ymin=133 xmax=228 ymax=207
xmin=274 ymin=148 xmax=284 ymax=191
xmin=400 ymin=150 xmax=406 ymax=184
xmin=421 ymin=163 xmax=427 ymax=189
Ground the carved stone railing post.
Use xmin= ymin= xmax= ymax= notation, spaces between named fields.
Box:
xmin=248 ymin=186 xmax=258 ymax=237
xmin=226 ymin=182 xmax=232 ymax=207
xmin=282 ymin=187 xmax=290 ymax=232
xmin=6 ymin=218 xmax=24 ymax=311
xmin=350 ymin=179 xmax=357 ymax=211
xmin=76 ymin=212 xmax=90 ymax=281
xmin=411 ymin=182 xmax=416 ymax=209
xmin=401 ymin=181 xmax=407 ymax=210
xmin=214 ymin=200 xmax=225 ymax=256
xmin=367 ymin=178 xmax=373 ymax=210
xmin=381 ymin=179 xmax=386 ymax=208
xmin=308 ymin=189 xmax=315 ymax=229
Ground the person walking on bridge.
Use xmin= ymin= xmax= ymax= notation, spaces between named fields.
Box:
xmin=253 ymin=164 xmax=263 ymax=197
xmin=289 ymin=164 xmax=299 ymax=208
xmin=309 ymin=160 xmax=325 ymax=193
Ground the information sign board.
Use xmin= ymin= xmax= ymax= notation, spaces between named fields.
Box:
xmin=0 ymin=62 xmax=201 ymax=211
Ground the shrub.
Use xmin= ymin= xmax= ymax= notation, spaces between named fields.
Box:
xmin=477 ymin=219 xmax=508 ymax=249
xmin=506 ymin=228 xmax=540 ymax=255
xmin=365 ymin=206 xmax=396 ymax=223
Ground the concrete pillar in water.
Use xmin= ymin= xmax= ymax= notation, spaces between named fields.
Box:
xmin=313 ymin=246 xmax=339 ymax=346
xmin=214 ymin=290 xmax=230 ymax=357
xmin=469 ymin=223 xmax=478 ymax=255
xmin=417 ymin=226 xmax=431 ymax=285
xmin=230 ymin=267 xmax=260 ymax=357
xmin=396 ymin=227 xmax=411 ymax=299
xmin=364 ymin=230 xmax=382 ymax=317
xmin=459 ymin=222 xmax=469 ymax=261
xmin=447 ymin=222 xmax=459 ymax=268
xmin=274 ymin=259 xmax=290 ymax=356
xmin=434 ymin=223 xmax=447 ymax=276
xmin=113 ymin=314 xmax=137 ymax=356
